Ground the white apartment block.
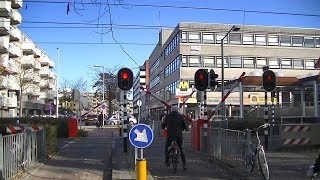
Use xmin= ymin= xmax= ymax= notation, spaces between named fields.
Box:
xmin=0 ymin=0 xmax=56 ymax=117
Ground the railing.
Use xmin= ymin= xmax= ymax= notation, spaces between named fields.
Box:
xmin=0 ymin=130 xmax=45 ymax=180
xmin=204 ymin=128 xmax=247 ymax=170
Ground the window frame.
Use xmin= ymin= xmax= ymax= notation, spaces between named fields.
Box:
xmin=229 ymin=56 xmax=242 ymax=68
xmin=202 ymin=32 xmax=215 ymax=43
xmin=255 ymin=34 xmax=267 ymax=46
xmin=229 ymin=33 xmax=242 ymax=45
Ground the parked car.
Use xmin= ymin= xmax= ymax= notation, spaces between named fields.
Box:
xmin=84 ymin=114 xmax=98 ymax=126
xmin=106 ymin=115 xmax=120 ymax=125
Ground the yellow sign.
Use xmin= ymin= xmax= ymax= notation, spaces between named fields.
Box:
xmin=178 ymin=81 xmax=189 ymax=91
xmin=250 ymin=95 xmax=277 ymax=103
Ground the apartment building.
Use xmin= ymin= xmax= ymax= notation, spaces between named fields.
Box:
xmin=0 ymin=0 xmax=56 ymax=117
xmin=132 ymin=61 xmax=149 ymax=119
xmin=147 ymin=22 xmax=320 ymax=121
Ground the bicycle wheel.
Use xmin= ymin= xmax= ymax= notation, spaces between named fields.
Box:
xmin=172 ymin=149 xmax=178 ymax=174
xmin=257 ymin=147 xmax=269 ymax=180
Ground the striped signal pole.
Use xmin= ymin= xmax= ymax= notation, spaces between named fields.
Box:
xmin=264 ymin=91 xmax=269 ymax=150
xmin=271 ymin=91 xmax=275 ymax=135
xmin=123 ymin=92 xmax=128 ymax=153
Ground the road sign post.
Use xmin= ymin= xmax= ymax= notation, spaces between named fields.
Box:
xmin=129 ymin=124 xmax=153 ymax=180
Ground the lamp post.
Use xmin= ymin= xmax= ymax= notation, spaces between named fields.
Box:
xmin=56 ymin=48 xmax=59 ymax=118
xmin=221 ymin=25 xmax=240 ymax=121
xmin=93 ymin=65 xmax=106 ymax=126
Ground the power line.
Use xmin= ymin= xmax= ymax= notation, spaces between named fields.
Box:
xmin=21 ymin=1 xmax=320 ymax=18
xmin=31 ymin=41 xmax=156 ymax=45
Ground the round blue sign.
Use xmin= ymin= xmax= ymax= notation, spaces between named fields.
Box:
xmin=129 ymin=124 xmax=154 ymax=149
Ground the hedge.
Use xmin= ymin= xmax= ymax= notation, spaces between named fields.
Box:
xmin=0 ymin=117 xmax=69 ymax=156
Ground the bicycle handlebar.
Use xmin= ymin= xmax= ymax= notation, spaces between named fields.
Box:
xmin=245 ymin=123 xmax=270 ymax=132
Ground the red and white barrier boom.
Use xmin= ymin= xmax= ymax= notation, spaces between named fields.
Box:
xmin=140 ymin=86 xmax=193 ymax=123
xmin=207 ymin=72 xmax=246 ymax=121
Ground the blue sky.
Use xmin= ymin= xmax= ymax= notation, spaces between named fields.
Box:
xmin=19 ymin=0 xmax=320 ymax=91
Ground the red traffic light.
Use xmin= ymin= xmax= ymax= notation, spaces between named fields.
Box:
xmin=197 ymin=73 xmax=204 ymax=80
xmin=194 ymin=69 xmax=208 ymax=91
xmin=262 ymin=70 xmax=276 ymax=92
xmin=121 ymin=72 xmax=129 ymax=79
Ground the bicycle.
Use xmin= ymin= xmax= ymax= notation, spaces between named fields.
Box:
xmin=243 ymin=124 xmax=270 ymax=180
xmin=168 ymin=140 xmax=180 ymax=174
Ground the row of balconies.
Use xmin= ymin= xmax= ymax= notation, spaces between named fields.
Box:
xmin=0 ymin=1 xmax=22 ymax=24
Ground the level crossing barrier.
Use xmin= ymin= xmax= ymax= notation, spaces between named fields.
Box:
xmin=0 ymin=128 xmax=45 ymax=180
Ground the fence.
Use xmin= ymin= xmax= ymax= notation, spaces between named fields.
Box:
xmin=203 ymin=128 xmax=248 ymax=171
xmin=0 ymin=129 xmax=45 ymax=180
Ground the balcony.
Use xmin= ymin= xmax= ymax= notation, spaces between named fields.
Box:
xmin=7 ymin=58 xmax=19 ymax=74
xmin=40 ymin=91 xmax=55 ymax=100
xmin=33 ymin=76 xmax=41 ymax=84
xmin=40 ymin=69 xmax=50 ymax=77
xmin=49 ymin=71 xmax=55 ymax=79
xmin=0 ymin=17 xmax=10 ymax=35
xmin=22 ymin=37 xmax=35 ymax=55
xmin=11 ymin=0 xmax=23 ymax=9
xmin=0 ymin=58 xmax=9 ymax=70
xmin=34 ymin=47 xmax=41 ymax=58
xmin=22 ymin=69 xmax=33 ymax=82
xmin=48 ymin=59 xmax=54 ymax=68
xmin=40 ymin=55 xmax=50 ymax=66
xmin=6 ymin=97 xmax=17 ymax=108
xmin=0 ymin=76 xmax=7 ymax=89
xmin=9 ymin=26 xmax=22 ymax=41
xmin=8 ymin=42 xmax=22 ymax=57
xmin=21 ymin=56 xmax=35 ymax=69
xmin=7 ymin=77 xmax=19 ymax=91
xmin=0 ymin=36 xmax=9 ymax=52
xmin=0 ymin=1 xmax=11 ymax=17
xmin=33 ymin=60 xmax=41 ymax=70
xmin=9 ymin=9 xmax=21 ymax=25
xmin=40 ymin=81 xmax=49 ymax=89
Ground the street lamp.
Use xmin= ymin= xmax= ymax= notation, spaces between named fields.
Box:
xmin=221 ymin=25 xmax=240 ymax=121
xmin=93 ymin=65 xmax=106 ymax=125
xmin=56 ymin=48 xmax=59 ymax=118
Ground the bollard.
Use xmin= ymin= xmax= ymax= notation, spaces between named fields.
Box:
xmin=136 ymin=158 xmax=146 ymax=180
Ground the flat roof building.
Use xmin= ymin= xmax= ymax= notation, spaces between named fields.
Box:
xmin=146 ymin=22 xmax=320 ymax=121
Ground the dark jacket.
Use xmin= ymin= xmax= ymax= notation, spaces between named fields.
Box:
xmin=161 ymin=111 xmax=186 ymax=139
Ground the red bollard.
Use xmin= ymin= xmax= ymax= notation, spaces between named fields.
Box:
xmin=68 ymin=118 xmax=78 ymax=138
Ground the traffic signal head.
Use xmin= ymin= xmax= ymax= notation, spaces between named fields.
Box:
xmin=117 ymin=68 xmax=133 ymax=91
xmin=262 ymin=70 xmax=276 ymax=92
xmin=209 ymin=69 xmax=219 ymax=91
xmin=194 ymin=69 xmax=208 ymax=91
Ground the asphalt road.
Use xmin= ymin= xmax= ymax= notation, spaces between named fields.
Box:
xmin=21 ymin=126 xmax=117 ymax=180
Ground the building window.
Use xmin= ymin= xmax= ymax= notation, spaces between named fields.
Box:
xmin=268 ymin=35 xmax=279 ymax=46
xmin=292 ymin=36 xmax=304 ymax=47
xmin=304 ymin=37 xmax=315 ymax=48
xmin=188 ymin=32 xmax=201 ymax=43
xmin=189 ymin=56 xmax=201 ymax=67
xmin=230 ymin=57 xmax=242 ymax=68
xmin=268 ymin=58 xmax=280 ymax=69
xmin=243 ymin=34 xmax=254 ymax=45
xmin=181 ymin=31 xmax=187 ymax=43
xmin=256 ymin=57 xmax=267 ymax=68
xmin=202 ymin=32 xmax=215 ymax=43
xmin=203 ymin=56 xmax=214 ymax=67
xmin=280 ymin=35 xmax=291 ymax=46
xmin=305 ymin=59 xmax=315 ymax=69
xmin=281 ymin=58 xmax=292 ymax=69
xmin=255 ymin=35 xmax=267 ymax=46
xmin=216 ymin=33 xmax=227 ymax=44
xmin=229 ymin=33 xmax=241 ymax=44
xmin=182 ymin=56 xmax=188 ymax=67
xmin=293 ymin=59 xmax=304 ymax=69
xmin=316 ymin=38 xmax=320 ymax=48
xmin=216 ymin=56 xmax=229 ymax=68
xmin=243 ymin=57 xmax=255 ymax=68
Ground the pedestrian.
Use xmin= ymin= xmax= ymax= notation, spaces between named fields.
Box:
xmin=98 ymin=112 xmax=103 ymax=129
xmin=161 ymin=105 xmax=187 ymax=170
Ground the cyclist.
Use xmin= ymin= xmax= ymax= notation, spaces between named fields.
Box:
xmin=161 ymin=105 xmax=187 ymax=170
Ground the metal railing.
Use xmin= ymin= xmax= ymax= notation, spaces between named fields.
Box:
xmin=0 ymin=130 xmax=45 ymax=180
xmin=203 ymin=128 xmax=247 ymax=170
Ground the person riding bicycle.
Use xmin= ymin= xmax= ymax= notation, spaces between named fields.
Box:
xmin=98 ymin=112 xmax=103 ymax=129
xmin=161 ymin=105 xmax=187 ymax=170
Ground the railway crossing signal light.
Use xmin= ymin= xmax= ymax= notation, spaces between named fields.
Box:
xmin=262 ymin=70 xmax=276 ymax=92
xmin=194 ymin=69 xmax=208 ymax=91
xmin=117 ymin=68 xmax=133 ymax=91
xmin=209 ymin=69 xmax=219 ymax=91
